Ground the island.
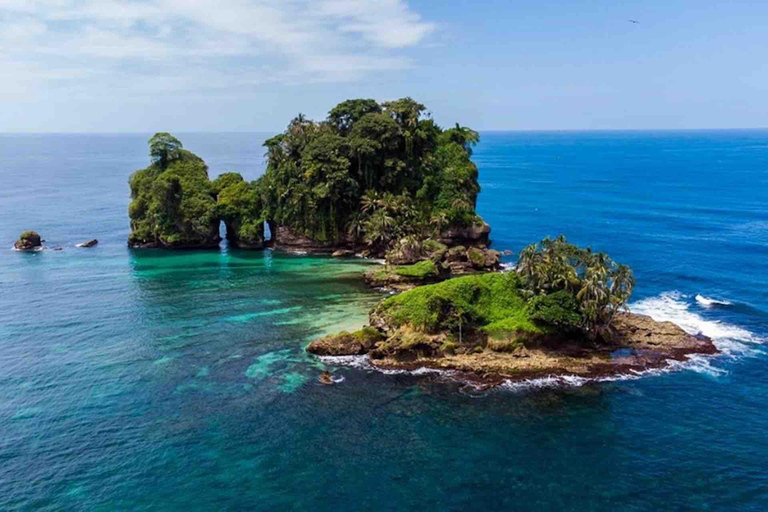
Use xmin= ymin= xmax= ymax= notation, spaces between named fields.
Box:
xmin=14 ymin=231 xmax=42 ymax=251
xmin=128 ymin=98 xmax=500 ymax=274
xmin=126 ymin=99 xmax=717 ymax=387
xmin=308 ymin=236 xmax=716 ymax=386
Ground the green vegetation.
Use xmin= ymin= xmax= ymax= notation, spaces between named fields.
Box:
xmin=258 ymin=97 xmax=483 ymax=252
xmin=128 ymin=136 xmax=220 ymax=248
xmin=517 ymin=235 xmax=636 ymax=338
xmin=213 ymin=173 xmax=265 ymax=247
xmin=129 ymin=98 xmax=486 ymax=252
xmin=19 ymin=231 xmax=39 ymax=241
xmin=394 ymin=260 xmax=438 ymax=279
xmin=368 ymin=237 xmax=636 ymax=349
xmin=375 ymin=272 xmax=542 ymax=338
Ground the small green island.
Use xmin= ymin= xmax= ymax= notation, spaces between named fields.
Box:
xmin=127 ymin=98 xmax=716 ymax=386
xmin=309 ymin=236 xmax=717 ymax=386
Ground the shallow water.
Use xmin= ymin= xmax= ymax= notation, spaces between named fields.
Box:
xmin=1 ymin=131 xmax=767 ymax=510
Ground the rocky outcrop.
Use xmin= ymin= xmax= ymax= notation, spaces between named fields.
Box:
xmin=366 ymin=242 xmax=501 ymax=290
xmin=306 ymin=327 xmax=385 ymax=356
xmin=332 ymin=249 xmax=355 ymax=258
xmin=307 ymin=312 xmax=717 ymax=387
xmin=439 ymin=221 xmax=491 ymax=247
xmin=77 ymin=239 xmax=98 ymax=248
xmin=14 ymin=231 xmax=42 ymax=251
xmin=272 ymin=224 xmax=355 ymax=254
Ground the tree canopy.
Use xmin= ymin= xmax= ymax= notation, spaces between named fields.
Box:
xmin=129 ymin=99 xmax=486 ymax=253
xmin=516 ymin=235 xmax=636 ymax=338
xmin=256 ymin=97 xmax=484 ymax=251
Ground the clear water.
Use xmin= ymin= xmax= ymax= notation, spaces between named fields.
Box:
xmin=1 ymin=131 xmax=767 ymax=510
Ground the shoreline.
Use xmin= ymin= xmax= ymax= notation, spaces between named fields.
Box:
xmin=310 ymin=312 xmax=718 ymax=389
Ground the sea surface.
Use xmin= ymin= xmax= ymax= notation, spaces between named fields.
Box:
xmin=1 ymin=131 xmax=767 ymax=510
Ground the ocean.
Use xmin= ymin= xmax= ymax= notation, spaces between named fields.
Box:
xmin=1 ymin=131 xmax=767 ymax=510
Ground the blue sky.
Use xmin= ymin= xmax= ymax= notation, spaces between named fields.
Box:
xmin=1 ymin=0 xmax=766 ymax=132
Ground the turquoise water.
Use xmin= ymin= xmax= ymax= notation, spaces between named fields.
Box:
xmin=2 ymin=132 xmax=767 ymax=510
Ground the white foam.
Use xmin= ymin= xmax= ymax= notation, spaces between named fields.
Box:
xmin=631 ymin=291 xmax=763 ymax=358
xmin=695 ymin=294 xmax=733 ymax=307
xmin=499 ymin=263 xmax=517 ymax=272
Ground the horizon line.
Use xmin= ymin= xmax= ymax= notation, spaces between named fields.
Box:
xmin=1 ymin=127 xmax=768 ymax=136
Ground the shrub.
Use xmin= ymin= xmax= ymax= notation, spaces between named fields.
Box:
xmin=528 ymin=290 xmax=582 ymax=331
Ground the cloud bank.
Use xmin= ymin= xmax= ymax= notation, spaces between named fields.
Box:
xmin=0 ymin=0 xmax=435 ymax=98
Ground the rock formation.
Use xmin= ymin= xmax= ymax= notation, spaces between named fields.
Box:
xmin=14 ymin=231 xmax=42 ymax=251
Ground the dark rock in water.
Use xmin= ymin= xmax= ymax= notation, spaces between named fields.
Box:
xmin=77 ymin=239 xmax=99 ymax=248
xmin=503 ymin=249 xmax=514 ymax=256
xmin=54 ymin=247 xmax=63 ymax=251
xmin=14 ymin=231 xmax=42 ymax=251
xmin=318 ymin=371 xmax=334 ymax=385
xmin=440 ymin=222 xmax=491 ymax=247
xmin=332 ymin=249 xmax=355 ymax=258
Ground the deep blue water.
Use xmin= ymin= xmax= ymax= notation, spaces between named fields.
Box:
xmin=1 ymin=131 xmax=767 ymax=510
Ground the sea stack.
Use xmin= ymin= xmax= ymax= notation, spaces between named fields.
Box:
xmin=14 ymin=231 xmax=42 ymax=251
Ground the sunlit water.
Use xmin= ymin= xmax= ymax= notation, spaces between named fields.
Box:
xmin=1 ymin=132 xmax=767 ymax=510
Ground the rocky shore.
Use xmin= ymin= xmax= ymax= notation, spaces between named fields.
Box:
xmin=308 ymin=312 xmax=717 ymax=387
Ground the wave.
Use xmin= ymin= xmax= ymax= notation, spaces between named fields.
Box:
xmin=695 ymin=294 xmax=733 ymax=307
xmin=631 ymin=291 xmax=763 ymax=357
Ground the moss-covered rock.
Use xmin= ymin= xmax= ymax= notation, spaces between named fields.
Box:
xmin=14 ymin=231 xmax=42 ymax=251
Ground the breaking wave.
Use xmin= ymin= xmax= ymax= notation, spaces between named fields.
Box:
xmin=632 ymin=291 xmax=763 ymax=357
xmin=695 ymin=294 xmax=733 ymax=307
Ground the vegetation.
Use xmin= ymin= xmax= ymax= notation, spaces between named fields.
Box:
xmin=517 ymin=235 xmax=636 ymax=338
xmin=129 ymin=98 xmax=486 ymax=253
xmin=257 ymin=97 xmax=483 ymax=252
xmin=128 ymin=136 xmax=220 ymax=248
xmin=375 ymin=272 xmax=542 ymax=338
xmin=369 ymin=236 xmax=635 ymax=349
xmin=394 ymin=260 xmax=438 ymax=279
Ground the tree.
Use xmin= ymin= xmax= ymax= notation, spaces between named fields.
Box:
xmin=517 ymin=236 xmax=635 ymax=338
xmin=149 ymin=132 xmax=182 ymax=169
xmin=328 ymin=99 xmax=382 ymax=134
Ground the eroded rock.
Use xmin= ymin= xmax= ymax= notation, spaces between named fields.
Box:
xmin=14 ymin=231 xmax=42 ymax=251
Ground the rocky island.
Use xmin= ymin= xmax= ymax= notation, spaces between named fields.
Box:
xmin=126 ymin=98 xmax=716 ymax=388
xmin=14 ymin=231 xmax=42 ymax=251
xmin=128 ymin=98 xmax=500 ymax=275
xmin=308 ymin=236 xmax=717 ymax=386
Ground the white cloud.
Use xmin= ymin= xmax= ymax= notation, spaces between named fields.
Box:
xmin=0 ymin=0 xmax=435 ymax=96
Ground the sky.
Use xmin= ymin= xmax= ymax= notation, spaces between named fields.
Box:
xmin=1 ymin=0 xmax=767 ymax=132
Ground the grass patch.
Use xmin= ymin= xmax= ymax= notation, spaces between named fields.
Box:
xmin=377 ymin=272 xmax=544 ymax=336
xmin=394 ymin=260 xmax=438 ymax=279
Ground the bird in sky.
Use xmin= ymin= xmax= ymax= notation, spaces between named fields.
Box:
xmin=628 ymin=19 xmax=640 ymax=24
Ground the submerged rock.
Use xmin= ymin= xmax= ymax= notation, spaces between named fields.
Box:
xmin=318 ymin=371 xmax=334 ymax=385
xmin=77 ymin=239 xmax=99 ymax=248
xmin=14 ymin=231 xmax=42 ymax=251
